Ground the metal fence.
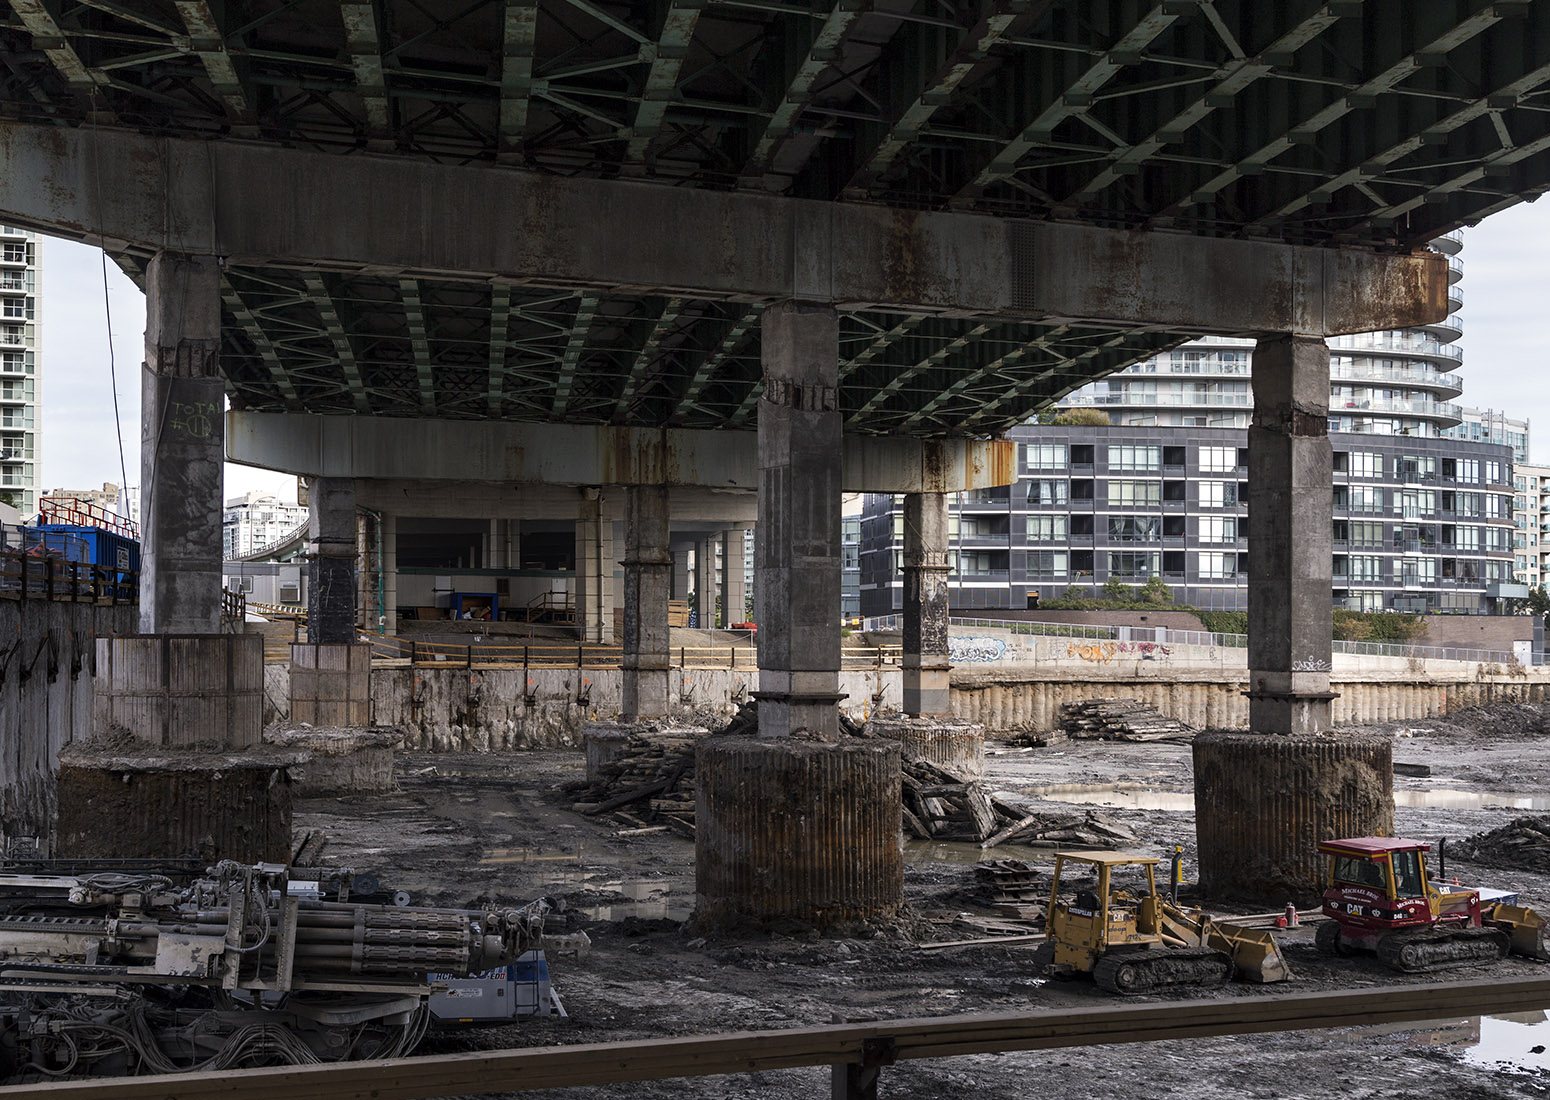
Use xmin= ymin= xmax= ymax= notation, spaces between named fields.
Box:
xmin=0 ymin=547 xmax=136 ymax=605
xmin=861 ymin=613 xmax=1516 ymax=664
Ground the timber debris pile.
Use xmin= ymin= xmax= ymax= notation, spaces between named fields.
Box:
xmin=568 ymin=735 xmax=698 ymax=838
xmin=1463 ymin=815 xmax=1550 ymax=874
xmin=901 ymin=755 xmax=1140 ymax=849
xmin=973 ymin=859 xmax=1045 ymax=920
xmin=1058 ymin=699 xmax=1195 ymax=742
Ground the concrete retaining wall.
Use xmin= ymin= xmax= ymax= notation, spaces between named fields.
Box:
xmin=358 ymin=660 xmax=1550 ymax=748
xmin=0 ymin=601 xmax=137 ymax=847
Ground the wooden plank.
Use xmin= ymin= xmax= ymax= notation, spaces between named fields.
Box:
xmin=17 ymin=979 xmax=1550 ymax=1099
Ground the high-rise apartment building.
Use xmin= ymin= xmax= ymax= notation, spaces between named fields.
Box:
xmin=0 ymin=226 xmax=39 ymax=515
xmin=222 ymin=491 xmax=308 ymax=559
xmin=861 ymin=233 xmax=1526 ymax=616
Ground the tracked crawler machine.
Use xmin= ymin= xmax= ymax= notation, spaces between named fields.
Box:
xmin=1043 ymin=851 xmax=1291 ymax=995
xmin=1316 ymin=837 xmax=1550 ymax=972
xmin=0 ymin=860 xmax=552 ymax=1080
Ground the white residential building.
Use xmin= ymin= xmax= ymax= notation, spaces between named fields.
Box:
xmin=222 ymin=491 xmax=308 ymax=559
xmin=0 ymin=226 xmax=39 ymax=515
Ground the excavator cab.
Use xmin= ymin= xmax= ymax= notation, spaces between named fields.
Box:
xmin=1318 ymin=836 xmax=1550 ymax=971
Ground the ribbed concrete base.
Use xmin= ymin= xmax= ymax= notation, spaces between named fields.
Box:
xmin=865 ymin=715 xmax=984 ymax=779
xmin=56 ymin=748 xmax=304 ymax=862
xmin=264 ymin=728 xmax=398 ymax=794
xmin=94 ymin=634 xmax=264 ymax=748
xmin=695 ymin=736 xmax=901 ymax=931
xmin=1193 ymin=730 xmax=1393 ymax=905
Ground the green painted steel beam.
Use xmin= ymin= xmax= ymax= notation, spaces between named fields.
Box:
xmin=399 ymin=277 xmax=436 ymax=416
xmin=626 ymin=0 xmax=704 ymax=167
xmin=302 ymin=273 xmax=372 ymax=414
xmin=222 ymin=285 xmax=302 ymax=407
xmin=551 ymin=293 xmax=599 ymax=419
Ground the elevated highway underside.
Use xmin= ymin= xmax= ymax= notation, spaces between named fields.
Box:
xmin=2 ymin=0 xmax=1550 ymax=914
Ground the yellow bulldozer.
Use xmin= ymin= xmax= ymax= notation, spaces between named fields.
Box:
xmin=1042 ymin=851 xmax=1292 ymax=995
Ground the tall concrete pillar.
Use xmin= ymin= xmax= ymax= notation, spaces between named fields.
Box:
xmin=902 ymin=492 xmax=951 ymax=716
xmin=575 ymin=489 xmax=613 ymax=643
xmin=754 ymin=301 xmax=842 ymax=738
xmin=623 ymin=485 xmax=672 ymax=720
xmin=696 ymin=538 xmax=718 ymax=628
xmin=307 ymin=477 xmax=358 ymax=644
xmin=672 ymin=549 xmax=691 ymax=602
xmin=723 ymin=526 xmax=747 ymax=626
xmin=1246 ymin=334 xmax=1336 ymax=734
xmin=1194 ymin=334 xmax=1381 ymax=905
xmin=382 ymin=512 xmax=399 ymax=635
xmin=140 ymin=252 xmax=224 ymax=634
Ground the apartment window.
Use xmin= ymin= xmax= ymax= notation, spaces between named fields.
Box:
xmin=1025 ymin=443 xmax=1067 ymax=470
xmin=1027 ymin=479 xmax=1068 ymax=506
xmin=1027 ymin=515 xmax=1067 ymax=541
xmin=1199 ymin=516 xmax=1237 ymax=543
xmin=1108 ymin=551 xmax=1159 ymax=579
xmin=1459 ymin=459 xmax=1480 ymax=483
xmin=1199 ymin=446 xmax=1235 ymax=473
xmin=1163 ymin=480 xmax=1186 ymax=502
xmin=1486 ymin=494 xmax=1509 ymax=519
xmin=1071 ymin=444 xmax=1095 ymax=466
xmin=1197 ymin=551 xmax=1239 ymax=579
xmin=1108 ymin=480 xmax=1161 ymax=507
xmin=1458 ymin=492 xmax=1483 ymax=517
xmin=1108 ymin=517 xmax=1160 ymax=542
xmin=1349 ymin=521 xmax=1385 ymax=548
xmin=1199 ymin=481 xmax=1238 ymax=508
xmin=1028 ymin=551 xmax=1068 ymax=579
xmin=1344 ymin=486 xmax=1383 ymax=513
xmin=1108 ymin=445 xmax=1161 ymax=472
xmin=958 ymin=551 xmax=1005 ymax=576
xmin=1163 ymin=446 xmax=1185 ymax=468
xmin=0 ymin=243 xmax=24 ymax=264
xmin=1487 ymin=527 xmax=1509 ymax=552
xmin=1162 ymin=515 xmax=1185 ymax=539
xmin=1348 ymin=556 xmax=1385 ymax=582
xmin=1071 ymin=514 xmax=1094 ymax=537
xmin=1486 ymin=461 xmax=1505 ymax=484
xmin=1071 ymin=479 xmax=1094 ymax=501
xmin=1349 ymin=452 xmax=1383 ymax=478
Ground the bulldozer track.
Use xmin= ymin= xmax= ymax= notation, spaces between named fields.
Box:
xmin=1375 ymin=926 xmax=1509 ymax=973
xmin=1091 ymin=948 xmax=1233 ymax=996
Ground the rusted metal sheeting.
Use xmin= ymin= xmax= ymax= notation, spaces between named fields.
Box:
xmin=1193 ymin=730 xmax=1393 ymax=906
xmin=55 ymin=756 xmax=295 ymax=862
xmin=94 ymin=634 xmax=264 ymax=748
xmin=695 ymin=737 xmax=902 ymax=929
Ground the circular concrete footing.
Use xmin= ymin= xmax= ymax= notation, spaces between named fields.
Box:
xmin=695 ymin=736 xmax=901 ymax=931
xmin=1193 ymin=730 xmax=1393 ymax=905
xmin=865 ymin=715 xmax=985 ymax=779
xmin=56 ymin=748 xmax=306 ymax=862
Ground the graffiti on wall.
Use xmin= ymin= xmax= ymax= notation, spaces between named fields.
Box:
xmin=1065 ymin=641 xmax=1171 ymax=664
xmin=949 ymin=636 xmax=1008 ymax=663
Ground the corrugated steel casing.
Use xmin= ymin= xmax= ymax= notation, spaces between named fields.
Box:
xmin=865 ymin=716 xmax=984 ymax=779
xmin=289 ymin=642 xmax=371 ymax=726
xmin=55 ymin=754 xmax=296 ymax=862
xmin=1193 ymin=730 xmax=1394 ymax=906
xmin=94 ymin=634 xmax=263 ymax=747
xmin=695 ymin=737 xmax=902 ymax=929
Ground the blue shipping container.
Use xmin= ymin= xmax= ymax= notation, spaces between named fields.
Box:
xmin=33 ymin=525 xmax=140 ymax=574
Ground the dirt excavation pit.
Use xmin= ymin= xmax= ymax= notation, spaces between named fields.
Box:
xmin=292 ymin=703 xmax=1550 ymax=1099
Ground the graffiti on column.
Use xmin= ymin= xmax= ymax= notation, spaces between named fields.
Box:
xmin=948 ymin=636 xmax=1008 ymax=662
xmin=1065 ymin=641 xmax=1172 ymax=663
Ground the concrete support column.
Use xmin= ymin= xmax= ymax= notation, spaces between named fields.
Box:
xmin=723 ymin=526 xmax=747 ymax=626
xmin=140 ymin=252 xmax=224 ymax=634
xmin=755 ymin=301 xmax=842 ymax=738
xmin=623 ymin=485 xmax=673 ymax=720
xmin=672 ymin=549 xmax=691 ymax=603
xmin=902 ymin=492 xmax=952 ymax=716
xmin=696 ymin=538 xmax=718 ymax=628
xmin=382 ymin=512 xmax=398 ymax=636
xmin=307 ymin=477 xmax=358 ymax=644
xmin=1247 ymin=334 xmax=1336 ymax=735
xmin=575 ymin=489 xmax=613 ymax=643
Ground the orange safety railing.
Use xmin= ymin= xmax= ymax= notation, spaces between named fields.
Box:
xmin=38 ymin=495 xmax=139 ymax=540
xmin=357 ymin=631 xmax=901 ymax=670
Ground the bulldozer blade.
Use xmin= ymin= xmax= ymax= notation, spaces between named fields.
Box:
xmin=1205 ymin=923 xmax=1294 ymax=984
xmin=1487 ymin=903 xmax=1550 ymax=962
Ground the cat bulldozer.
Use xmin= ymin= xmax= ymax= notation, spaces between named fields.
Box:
xmin=1317 ymin=836 xmax=1550 ymax=972
xmin=1042 ymin=851 xmax=1292 ymax=995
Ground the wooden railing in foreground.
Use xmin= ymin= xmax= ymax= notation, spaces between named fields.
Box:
xmin=362 ymin=631 xmax=902 ymax=670
xmin=11 ymin=978 xmax=1550 ymax=1100
xmin=0 ymin=551 xmax=136 ymax=605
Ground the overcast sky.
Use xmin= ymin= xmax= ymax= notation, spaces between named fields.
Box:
xmin=35 ymin=200 xmax=1550 ymax=502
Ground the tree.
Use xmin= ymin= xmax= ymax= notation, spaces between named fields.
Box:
xmin=1528 ymin=584 xmax=1550 ymax=619
xmin=1039 ymin=407 xmax=1112 ymax=426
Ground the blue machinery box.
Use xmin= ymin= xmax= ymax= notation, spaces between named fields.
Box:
xmin=428 ymin=950 xmax=565 ymax=1024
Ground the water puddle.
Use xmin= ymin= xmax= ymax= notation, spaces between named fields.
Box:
xmin=907 ymin=840 xmax=1056 ymax=865
xmin=571 ymin=878 xmax=692 ymax=922
xmin=1015 ymin=784 xmax=1550 ymax=812
xmin=1347 ymin=1012 xmax=1550 ymax=1075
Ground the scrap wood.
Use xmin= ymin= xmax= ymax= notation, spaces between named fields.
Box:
xmin=1058 ymin=699 xmax=1195 ymax=742
xmin=917 ymin=933 xmax=1045 ymax=951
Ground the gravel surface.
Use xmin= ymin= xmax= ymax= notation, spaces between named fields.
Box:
xmin=295 ymin=703 xmax=1550 ymax=1098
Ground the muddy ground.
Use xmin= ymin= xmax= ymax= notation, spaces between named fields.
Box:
xmin=296 ymin=704 xmax=1550 ymax=1098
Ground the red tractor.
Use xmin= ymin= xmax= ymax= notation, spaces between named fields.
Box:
xmin=1316 ymin=836 xmax=1550 ymax=973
